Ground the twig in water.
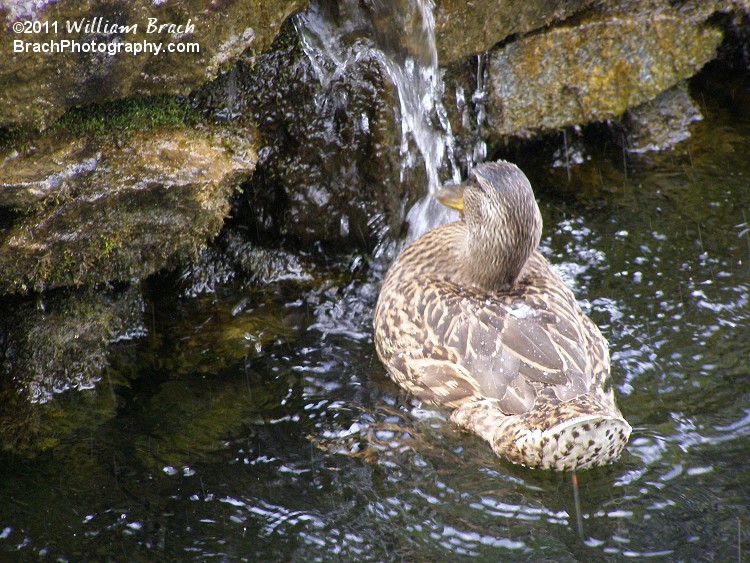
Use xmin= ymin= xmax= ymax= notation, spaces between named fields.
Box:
xmin=571 ymin=471 xmax=584 ymax=540
xmin=563 ymin=129 xmax=571 ymax=184
xmin=738 ymin=517 xmax=742 ymax=563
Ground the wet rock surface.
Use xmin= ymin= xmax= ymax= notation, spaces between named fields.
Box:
xmin=0 ymin=285 xmax=143 ymax=448
xmin=180 ymin=228 xmax=317 ymax=297
xmin=0 ymin=285 xmax=144 ymax=402
xmin=623 ymin=83 xmax=704 ymax=153
xmin=1 ymin=0 xmax=308 ymax=128
xmin=198 ymin=23 xmax=421 ymax=249
xmin=0 ymin=126 xmax=257 ymax=293
xmin=483 ymin=11 xmax=723 ymax=138
xmin=433 ymin=0 xmax=594 ymax=65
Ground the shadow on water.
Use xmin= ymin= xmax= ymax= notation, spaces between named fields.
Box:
xmin=2 ymin=49 xmax=750 ymax=563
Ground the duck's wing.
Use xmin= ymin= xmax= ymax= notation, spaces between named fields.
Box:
xmin=432 ymin=284 xmax=592 ymax=411
xmin=378 ymin=267 xmax=598 ymax=415
xmin=377 ymin=280 xmax=483 ymax=409
xmin=472 ymin=284 xmax=594 ymax=407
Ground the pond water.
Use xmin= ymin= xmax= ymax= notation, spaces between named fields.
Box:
xmin=1 ymin=69 xmax=749 ymax=561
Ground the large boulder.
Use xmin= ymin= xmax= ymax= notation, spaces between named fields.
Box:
xmin=483 ymin=10 xmax=723 ymax=137
xmin=433 ymin=0 xmax=594 ymax=65
xmin=0 ymin=126 xmax=257 ymax=293
xmin=0 ymin=0 xmax=308 ymax=128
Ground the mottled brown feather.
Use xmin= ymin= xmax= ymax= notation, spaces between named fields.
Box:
xmin=373 ymin=161 xmax=630 ymax=470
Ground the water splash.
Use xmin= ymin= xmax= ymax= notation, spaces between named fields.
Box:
xmin=295 ymin=0 xmax=462 ymax=242
xmin=215 ymin=66 xmax=240 ymax=121
xmin=471 ymin=53 xmax=489 ymax=167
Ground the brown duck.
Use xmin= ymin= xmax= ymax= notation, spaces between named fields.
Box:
xmin=374 ymin=160 xmax=631 ymax=471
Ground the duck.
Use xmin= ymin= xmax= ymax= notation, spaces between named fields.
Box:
xmin=373 ymin=160 xmax=631 ymax=471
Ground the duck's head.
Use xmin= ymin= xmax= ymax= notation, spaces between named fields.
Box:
xmin=437 ymin=161 xmax=542 ymax=289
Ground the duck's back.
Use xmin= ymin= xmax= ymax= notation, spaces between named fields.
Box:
xmin=374 ymin=224 xmax=609 ymax=418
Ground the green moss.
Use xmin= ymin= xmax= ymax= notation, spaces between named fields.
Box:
xmin=0 ymin=126 xmax=21 ymax=149
xmin=0 ymin=124 xmax=43 ymax=155
xmin=50 ymin=95 xmax=199 ymax=137
xmin=270 ymin=17 xmax=303 ymax=52
xmin=97 ymin=235 xmax=117 ymax=261
xmin=0 ymin=95 xmax=204 ymax=164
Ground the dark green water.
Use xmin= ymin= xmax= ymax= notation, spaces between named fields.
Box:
xmin=2 ymin=72 xmax=749 ymax=561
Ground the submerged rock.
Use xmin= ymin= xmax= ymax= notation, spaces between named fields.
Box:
xmin=180 ymin=228 xmax=317 ymax=297
xmin=0 ymin=0 xmax=308 ymax=128
xmin=624 ymin=82 xmax=704 ymax=153
xmin=484 ymin=11 xmax=723 ymax=138
xmin=0 ymin=287 xmax=134 ymax=452
xmin=0 ymin=127 xmax=257 ymax=293
xmin=0 ymin=285 xmax=144 ymax=403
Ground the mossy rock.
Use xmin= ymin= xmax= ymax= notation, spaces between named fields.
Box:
xmin=0 ymin=126 xmax=257 ymax=293
xmin=485 ymin=11 xmax=723 ymax=137
xmin=0 ymin=0 xmax=308 ymax=128
xmin=433 ymin=0 xmax=594 ymax=65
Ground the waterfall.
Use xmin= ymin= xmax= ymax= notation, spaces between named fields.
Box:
xmin=295 ymin=0 xmax=462 ymax=242
xmin=471 ymin=53 xmax=489 ymax=168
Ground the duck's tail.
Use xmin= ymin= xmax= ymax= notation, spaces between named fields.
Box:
xmin=450 ymin=392 xmax=631 ymax=471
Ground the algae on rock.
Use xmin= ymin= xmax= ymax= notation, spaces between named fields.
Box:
xmin=433 ymin=0 xmax=594 ymax=65
xmin=0 ymin=285 xmax=142 ymax=449
xmin=0 ymin=0 xmax=309 ymax=128
xmin=0 ymin=286 xmax=145 ymax=403
xmin=0 ymin=127 xmax=257 ymax=293
xmin=484 ymin=13 xmax=723 ymax=137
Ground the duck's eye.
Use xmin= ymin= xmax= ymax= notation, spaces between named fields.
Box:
xmin=468 ymin=179 xmax=485 ymax=196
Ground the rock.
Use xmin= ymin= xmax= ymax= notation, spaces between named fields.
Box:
xmin=180 ymin=228 xmax=317 ymax=297
xmin=198 ymin=22 xmax=422 ymax=249
xmin=440 ymin=57 xmax=489 ymax=174
xmin=484 ymin=11 xmax=723 ymax=138
xmin=433 ymin=0 xmax=594 ymax=65
xmin=624 ymin=82 xmax=703 ymax=153
xmin=0 ymin=127 xmax=257 ymax=293
xmin=0 ymin=0 xmax=308 ymax=128
xmin=0 ymin=129 xmax=100 ymax=210
xmin=0 ymin=285 xmax=144 ymax=402
xmin=0 ymin=276 xmax=300 ymax=450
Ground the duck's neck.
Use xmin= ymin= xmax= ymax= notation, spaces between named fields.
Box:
xmin=459 ymin=202 xmax=542 ymax=291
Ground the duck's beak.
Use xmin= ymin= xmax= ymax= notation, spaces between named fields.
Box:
xmin=435 ymin=183 xmax=465 ymax=214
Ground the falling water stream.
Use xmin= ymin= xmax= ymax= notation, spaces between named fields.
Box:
xmin=295 ymin=0 xmax=463 ymax=241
